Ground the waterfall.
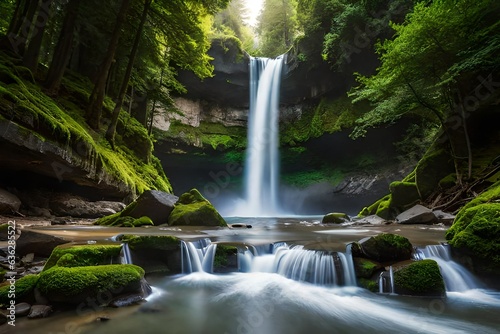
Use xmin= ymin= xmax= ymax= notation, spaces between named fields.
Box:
xmin=415 ymin=244 xmax=482 ymax=292
xmin=181 ymin=238 xmax=218 ymax=274
xmin=120 ymin=243 xmax=133 ymax=264
xmin=242 ymin=242 xmax=357 ymax=286
xmin=239 ymin=56 xmax=284 ymax=216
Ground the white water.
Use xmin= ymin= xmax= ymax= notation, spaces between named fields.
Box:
xmin=234 ymin=56 xmax=284 ymax=217
xmin=120 ymin=243 xmax=132 ymax=264
xmin=415 ymin=244 xmax=482 ymax=292
xmin=181 ymin=238 xmax=218 ymax=273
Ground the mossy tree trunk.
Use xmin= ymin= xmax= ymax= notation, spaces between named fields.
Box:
xmin=106 ymin=0 xmax=152 ymax=147
xmin=85 ymin=0 xmax=131 ymax=130
xmin=45 ymin=0 xmax=81 ymax=94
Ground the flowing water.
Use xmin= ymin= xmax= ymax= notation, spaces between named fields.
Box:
xmin=234 ymin=56 xmax=284 ymax=217
xmin=13 ymin=218 xmax=500 ymax=334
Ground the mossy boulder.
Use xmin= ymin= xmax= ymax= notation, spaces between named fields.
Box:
xmin=394 ymin=260 xmax=445 ymax=297
xmin=359 ymin=194 xmax=392 ymax=219
xmin=322 ymin=212 xmax=350 ymax=224
xmin=358 ymin=278 xmax=378 ymax=292
xmin=119 ymin=235 xmax=180 ymax=251
xmin=446 ymin=202 xmax=500 ymax=275
xmin=0 ymin=274 xmax=39 ymax=306
xmin=43 ymin=244 xmax=122 ymax=271
xmin=353 ymin=233 xmax=413 ymax=263
xmin=353 ymin=258 xmax=382 ymax=278
xmin=37 ymin=264 xmax=145 ymax=304
xmin=168 ymin=189 xmax=227 ymax=227
xmin=415 ymin=147 xmax=454 ymax=199
xmin=389 ymin=181 xmax=420 ymax=208
xmin=214 ymin=244 xmax=238 ymax=273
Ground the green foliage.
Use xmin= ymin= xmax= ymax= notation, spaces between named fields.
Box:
xmin=0 ymin=274 xmax=39 ymax=306
xmin=394 ymin=260 xmax=445 ymax=296
xmin=0 ymin=0 xmax=15 ymax=35
xmin=43 ymin=244 xmax=122 ymax=271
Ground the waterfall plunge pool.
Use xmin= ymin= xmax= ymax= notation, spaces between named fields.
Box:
xmin=13 ymin=217 xmax=500 ymax=333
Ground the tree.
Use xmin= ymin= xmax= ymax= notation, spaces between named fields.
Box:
xmin=257 ymin=0 xmax=297 ymax=57
xmin=85 ymin=0 xmax=131 ymax=130
xmin=350 ymin=0 xmax=500 ymax=180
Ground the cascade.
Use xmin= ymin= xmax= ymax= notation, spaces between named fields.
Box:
xmin=181 ymin=238 xmax=218 ymax=273
xmin=237 ymin=56 xmax=284 ymax=216
xmin=120 ymin=243 xmax=133 ymax=264
xmin=415 ymin=244 xmax=482 ymax=292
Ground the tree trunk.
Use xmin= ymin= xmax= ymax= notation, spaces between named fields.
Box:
xmin=5 ymin=0 xmax=39 ymax=55
xmin=85 ymin=0 xmax=131 ymax=130
xmin=6 ymin=0 xmax=26 ymax=37
xmin=23 ymin=0 xmax=54 ymax=72
xmin=45 ymin=0 xmax=81 ymax=94
xmin=106 ymin=0 xmax=152 ymax=147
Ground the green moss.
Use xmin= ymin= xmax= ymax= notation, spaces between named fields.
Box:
xmin=120 ymin=235 xmax=180 ymax=251
xmin=37 ymin=264 xmax=144 ymax=303
xmin=415 ymin=146 xmax=454 ymax=198
xmin=0 ymin=274 xmax=39 ymax=306
xmin=0 ymin=51 xmax=172 ymax=197
xmin=168 ymin=189 xmax=227 ymax=227
xmin=394 ymin=260 xmax=445 ymax=296
xmin=214 ymin=244 xmax=237 ymax=268
xmin=389 ymin=181 xmax=420 ymax=208
xmin=95 ymin=211 xmax=121 ymax=226
xmin=358 ymin=233 xmax=413 ymax=262
xmin=132 ymin=216 xmax=154 ymax=227
xmin=281 ymin=168 xmax=344 ymax=188
xmin=438 ymin=173 xmax=457 ymax=189
xmin=358 ymin=278 xmax=378 ymax=292
xmin=446 ymin=202 xmax=500 ymax=274
xmin=376 ymin=196 xmax=392 ymax=219
xmin=44 ymin=244 xmax=122 ymax=271
xmin=322 ymin=212 xmax=349 ymax=224
xmin=354 ymin=258 xmax=380 ymax=278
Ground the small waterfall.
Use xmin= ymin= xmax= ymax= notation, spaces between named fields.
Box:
xmin=120 ymin=243 xmax=133 ymax=264
xmin=378 ymin=266 xmax=395 ymax=294
xmin=241 ymin=243 xmax=356 ymax=286
xmin=389 ymin=266 xmax=395 ymax=293
xmin=181 ymin=238 xmax=217 ymax=273
xmin=238 ymin=56 xmax=284 ymax=216
xmin=415 ymin=244 xmax=482 ymax=292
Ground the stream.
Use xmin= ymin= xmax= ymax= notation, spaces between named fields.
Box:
xmin=9 ymin=217 xmax=500 ymax=334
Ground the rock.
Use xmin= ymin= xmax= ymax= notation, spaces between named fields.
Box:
xmin=124 ymin=190 xmax=178 ymax=225
xmin=21 ymin=253 xmax=35 ymax=264
xmin=43 ymin=244 xmax=122 ymax=271
xmin=16 ymin=230 xmax=67 ymax=257
xmin=37 ymin=264 xmax=146 ymax=304
xmin=394 ymin=259 xmax=446 ymax=297
xmin=433 ymin=210 xmax=455 ymax=226
xmin=396 ymin=204 xmax=438 ymax=224
xmin=15 ymin=302 xmax=31 ymax=317
xmin=389 ymin=181 xmax=420 ymax=208
xmin=353 ymin=258 xmax=382 ymax=278
xmin=0 ymin=274 xmax=39 ymax=305
xmin=109 ymin=293 xmax=145 ymax=308
xmin=354 ymin=233 xmax=413 ymax=263
xmin=0 ymin=188 xmax=21 ymax=214
xmin=0 ymin=312 xmax=7 ymax=325
xmin=354 ymin=215 xmax=387 ymax=225
xmin=50 ymin=194 xmax=126 ymax=218
xmin=168 ymin=189 xmax=227 ymax=227
xmin=27 ymin=305 xmax=53 ymax=319
xmin=322 ymin=212 xmax=350 ymax=224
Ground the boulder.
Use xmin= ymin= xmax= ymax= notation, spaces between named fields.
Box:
xmin=394 ymin=259 xmax=446 ymax=297
xmin=15 ymin=302 xmax=31 ymax=317
xmin=433 ymin=210 xmax=455 ymax=226
xmin=168 ymin=189 xmax=227 ymax=227
xmin=396 ymin=204 xmax=437 ymax=224
xmin=0 ymin=188 xmax=21 ymax=214
xmin=16 ymin=230 xmax=67 ymax=257
xmin=27 ymin=305 xmax=53 ymax=319
xmin=353 ymin=257 xmax=382 ymax=278
xmin=43 ymin=244 xmax=122 ymax=270
xmin=109 ymin=293 xmax=145 ymax=308
xmin=123 ymin=190 xmax=178 ymax=225
xmin=354 ymin=215 xmax=387 ymax=225
xmin=50 ymin=194 xmax=126 ymax=218
xmin=353 ymin=233 xmax=413 ymax=263
xmin=37 ymin=264 xmax=147 ymax=304
xmin=322 ymin=212 xmax=350 ymax=224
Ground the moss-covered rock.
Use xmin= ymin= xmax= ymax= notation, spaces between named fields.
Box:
xmin=0 ymin=274 xmax=39 ymax=306
xmin=358 ymin=278 xmax=378 ymax=292
xmin=394 ymin=260 xmax=445 ymax=297
xmin=120 ymin=235 xmax=180 ymax=251
xmin=415 ymin=147 xmax=454 ymax=199
xmin=446 ymin=202 xmax=500 ymax=275
xmin=359 ymin=194 xmax=392 ymax=219
xmin=43 ymin=244 xmax=122 ymax=271
xmin=389 ymin=181 xmax=420 ymax=208
xmin=353 ymin=258 xmax=382 ymax=278
xmin=214 ymin=244 xmax=238 ymax=272
xmin=322 ymin=212 xmax=349 ymax=224
xmin=37 ymin=264 xmax=145 ymax=304
xmin=354 ymin=233 xmax=413 ymax=263
xmin=168 ymin=189 xmax=227 ymax=227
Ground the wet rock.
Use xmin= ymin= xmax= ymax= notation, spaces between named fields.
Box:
xmin=0 ymin=188 xmax=21 ymax=214
xmin=50 ymin=194 xmax=126 ymax=218
xmin=353 ymin=258 xmax=382 ymax=278
xmin=432 ymin=210 xmax=455 ymax=226
xmin=396 ymin=205 xmax=438 ymax=224
xmin=354 ymin=215 xmax=387 ymax=225
xmin=322 ymin=212 xmax=350 ymax=224
xmin=354 ymin=233 xmax=413 ymax=262
xmin=109 ymin=293 xmax=145 ymax=308
xmin=27 ymin=305 xmax=53 ymax=319
xmin=394 ymin=259 xmax=445 ymax=297
xmin=16 ymin=229 xmax=67 ymax=257
xmin=21 ymin=253 xmax=35 ymax=264
xmin=168 ymin=189 xmax=226 ymax=227
xmin=125 ymin=190 xmax=178 ymax=225
xmin=15 ymin=302 xmax=31 ymax=317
